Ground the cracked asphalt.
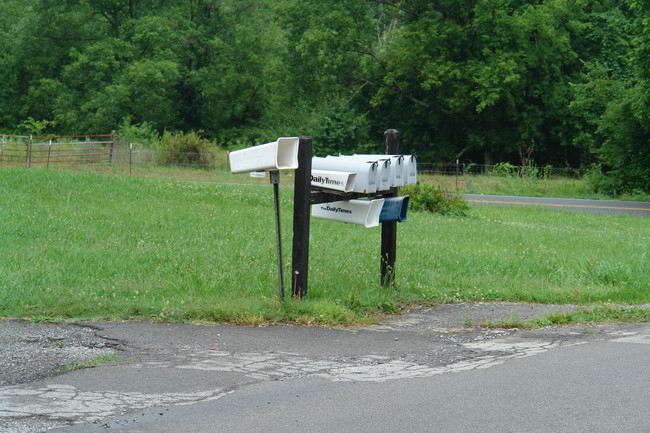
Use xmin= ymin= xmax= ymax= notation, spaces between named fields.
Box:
xmin=1 ymin=302 xmax=648 ymax=432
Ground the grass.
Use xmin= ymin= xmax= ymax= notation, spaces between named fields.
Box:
xmin=56 ymin=354 xmax=119 ymax=372
xmin=482 ymin=304 xmax=650 ymax=329
xmin=0 ymin=167 xmax=648 ymax=325
xmin=422 ymin=172 xmax=650 ymax=201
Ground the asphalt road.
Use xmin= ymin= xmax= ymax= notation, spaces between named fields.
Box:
xmin=462 ymin=194 xmax=650 ymax=216
xmin=1 ymin=304 xmax=648 ymax=433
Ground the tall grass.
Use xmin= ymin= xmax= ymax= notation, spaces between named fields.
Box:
xmin=1 ymin=168 xmax=648 ymax=324
xmin=424 ymin=173 xmax=650 ymax=201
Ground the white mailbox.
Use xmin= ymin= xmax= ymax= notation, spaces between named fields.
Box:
xmin=401 ymin=154 xmax=417 ymax=184
xmin=329 ymin=155 xmax=391 ymax=191
xmin=311 ymin=170 xmax=357 ymax=193
xmin=355 ymin=154 xmax=405 ymax=187
xmin=312 ymin=157 xmax=378 ymax=194
xmin=229 ymin=137 xmax=299 ymax=173
xmin=312 ymin=199 xmax=385 ymax=228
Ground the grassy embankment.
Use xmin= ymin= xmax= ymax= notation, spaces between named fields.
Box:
xmin=423 ymin=172 xmax=650 ymax=201
xmin=1 ymin=167 xmax=648 ymax=325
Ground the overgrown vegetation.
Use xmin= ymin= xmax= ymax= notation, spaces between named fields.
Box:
xmin=157 ymin=131 xmax=216 ymax=168
xmin=401 ymin=183 xmax=468 ymax=216
xmin=1 ymin=169 xmax=647 ymax=326
xmin=423 ymin=172 xmax=650 ymax=202
xmin=1 ymin=1 xmax=649 ymax=194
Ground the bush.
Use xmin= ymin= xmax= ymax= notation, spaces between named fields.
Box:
xmin=116 ymin=120 xmax=159 ymax=149
xmin=158 ymin=130 xmax=216 ymax=168
xmin=400 ymin=183 xmax=469 ymax=216
xmin=491 ymin=162 xmax=518 ymax=177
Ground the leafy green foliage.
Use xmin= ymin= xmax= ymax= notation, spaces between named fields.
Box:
xmin=157 ymin=131 xmax=216 ymax=167
xmin=400 ymin=183 xmax=468 ymax=216
xmin=491 ymin=162 xmax=519 ymax=178
xmin=0 ymin=0 xmax=649 ymax=191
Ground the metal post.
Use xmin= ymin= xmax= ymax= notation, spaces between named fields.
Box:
xmin=47 ymin=140 xmax=52 ymax=169
xmin=270 ymin=170 xmax=285 ymax=300
xmin=291 ymin=136 xmax=312 ymax=298
xmin=110 ymin=130 xmax=116 ymax=164
xmin=27 ymin=135 xmax=32 ymax=168
xmin=456 ymin=159 xmax=459 ymax=192
xmin=129 ymin=143 xmax=133 ymax=176
xmin=381 ymin=129 xmax=399 ymax=287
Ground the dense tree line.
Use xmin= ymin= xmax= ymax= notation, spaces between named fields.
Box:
xmin=1 ymin=0 xmax=648 ymax=192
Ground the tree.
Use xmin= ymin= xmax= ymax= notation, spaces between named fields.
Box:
xmin=358 ymin=0 xmax=589 ymax=164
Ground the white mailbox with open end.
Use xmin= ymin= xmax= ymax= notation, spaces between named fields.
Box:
xmin=328 ymin=155 xmax=391 ymax=191
xmin=312 ymin=157 xmax=378 ymax=194
xmin=311 ymin=170 xmax=357 ymax=193
xmin=229 ymin=137 xmax=300 ymax=173
xmin=312 ymin=199 xmax=385 ymax=228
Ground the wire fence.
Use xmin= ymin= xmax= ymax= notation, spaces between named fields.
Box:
xmin=1 ymin=134 xmax=588 ymax=180
xmin=417 ymin=162 xmax=587 ymax=178
xmin=1 ymin=134 xmax=115 ymax=167
xmin=111 ymin=143 xmax=226 ymax=171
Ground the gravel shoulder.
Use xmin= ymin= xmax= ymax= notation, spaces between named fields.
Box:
xmin=0 ymin=321 xmax=119 ymax=387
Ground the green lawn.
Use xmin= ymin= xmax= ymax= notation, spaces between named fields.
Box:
xmin=1 ymin=168 xmax=648 ymax=325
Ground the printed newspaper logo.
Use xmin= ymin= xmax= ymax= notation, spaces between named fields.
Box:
xmin=311 ymin=175 xmax=344 ymax=187
xmin=320 ymin=204 xmax=352 ymax=214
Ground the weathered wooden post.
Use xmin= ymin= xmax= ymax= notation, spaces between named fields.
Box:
xmin=291 ymin=136 xmax=312 ymax=298
xmin=381 ymin=129 xmax=399 ymax=287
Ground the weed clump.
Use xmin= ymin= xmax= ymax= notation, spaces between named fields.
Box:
xmin=401 ymin=182 xmax=468 ymax=216
xmin=158 ymin=131 xmax=217 ymax=168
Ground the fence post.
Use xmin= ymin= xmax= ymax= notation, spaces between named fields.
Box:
xmin=83 ymin=136 xmax=88 ymax=164
xmin=129 ymin=143 xmax=133 ymax=176
xmin=110 ymin=130 xmax=116 ymax=164
xmin=291 ymin=136 xmax=312 ymax=298
xmin=27 ymin=135 xmax=32 ymax=168
xmin=381 ymin=129 xmax=399 ymax=287
xmin=47 ymin=140 xmax=52 ymax=169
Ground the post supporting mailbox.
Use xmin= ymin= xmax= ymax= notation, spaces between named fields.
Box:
xmin=291 ymin=130 xmax=403 ymax=297
xmin=292 ymin=137 xmax=313 ymax=298
xmin=381 ymin=129 xmax=399 ymax=287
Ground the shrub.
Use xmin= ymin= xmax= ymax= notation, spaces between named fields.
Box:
xmin=400 ymin=182 xmax=469 ymax=216
xmin=158 ymin=130 xmax=216 ymax=168
xmin=491 ymin=162 xmax=518 ymax=177
xmin=116 ymin=120 xmax=159 ymax=149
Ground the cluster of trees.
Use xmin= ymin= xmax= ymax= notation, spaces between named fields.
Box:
xmin=1 ymin=0 xmax=648 ymax=192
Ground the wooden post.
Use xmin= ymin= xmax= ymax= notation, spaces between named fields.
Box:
xmin=110 ymin=130 xmax=116 ymax=164
xmin=381 ymin=129 xmax=399 ymax=286
xmin=291 ymin=136 xmax=312 ymax=298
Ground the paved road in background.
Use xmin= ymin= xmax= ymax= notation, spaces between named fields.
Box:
xmin=1 ymin=304 xmax=648 ymax=433
xmin=463 ymin=194 xmax=650 ymax=216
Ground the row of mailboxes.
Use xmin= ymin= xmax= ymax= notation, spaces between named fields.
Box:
xmin=313 ymin=155 xmax=417 ymax=193
xmin=228 ymin=137 xmax=415 ymax=227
